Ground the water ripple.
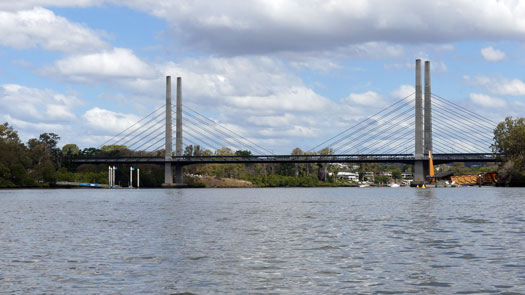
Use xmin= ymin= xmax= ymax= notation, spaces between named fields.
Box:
xmin=0 ymin=187 xmax=524 ymax=294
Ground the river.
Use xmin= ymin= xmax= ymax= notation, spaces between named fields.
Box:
xmin=1 ymin=187 xmax=524 ymax=294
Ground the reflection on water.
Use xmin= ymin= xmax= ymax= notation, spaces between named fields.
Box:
xmin=1 ymin=187 xmax=524 ymax=294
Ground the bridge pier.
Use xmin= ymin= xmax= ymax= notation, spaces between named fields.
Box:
xmin=413 ymin=59 xmax=425 ymax=186
xmin=413 ymin=59 xmax=433 ymax=186
xmin=162 ymin=76 xmax=174 ymax=187
xmin=423 ymin=60 xmax=432 ymax=182
xmin=175 ymin=77 xmax=185 ymax=186
xmin=162 ymin=76 xmax=186 ymax=187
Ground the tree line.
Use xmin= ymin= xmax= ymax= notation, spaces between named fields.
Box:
xmin=1 ymin=116 xmax=524 ymax=188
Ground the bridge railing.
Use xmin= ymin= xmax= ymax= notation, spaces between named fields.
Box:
xmin=432 ymin=153 xmax=499 ymax=162
xmin=73 ymin=154 xmax=416 ymax=164
xmin=72 ymin=153 xmax=500 ymax=164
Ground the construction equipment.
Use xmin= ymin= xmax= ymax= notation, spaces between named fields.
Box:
xmin=428 ymin=150 xmax=435 ymax=183
xmin=451 ymin=172 xmax=499 ymax=186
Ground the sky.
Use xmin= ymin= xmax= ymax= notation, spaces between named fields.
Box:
xmin=1 ymin=0 xmax=525 ymax=154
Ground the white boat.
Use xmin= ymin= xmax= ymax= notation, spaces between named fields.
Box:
xmin=389 ymin=183 xmax=400 ymax=187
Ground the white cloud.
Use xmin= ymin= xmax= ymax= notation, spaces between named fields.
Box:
xmin=286 ymin=42 xmax=404 ymax=73
xmin=246 ymin=113 xmax=296 ymax=127
xmin=4 ymin=1 xmax=525 ymax=57
xmin=41 ymin=48 xmax=154 ymax=83
xmin=391 ymin=85 xmax=415 ymax=99
xmin=345 ymin=91 xmax=385 ymax=106
xmin=465 ymin=75 xmax=525 ymax=96
xmin=481 ymin=46 xmax=506 ymax=62
xmin=259 ymin=125 xmax=317 ymax=138
xmin=288 ymin=58 xmax=342 ymax=73
xmin=341 ymin=42 xmax=404 ymax=59
xmin=469 ymin=93 xmax=507 ymax=108
xmin=0 ymin=7 xmax=108 ymax=53
xmin=0 ymin=0 xmax=101 ymax=10
xmin=0 ymin=84 xmax=82 ymax=144
xmin=493 ymin=78 xmax=525 ymax=96
xmin=227 ymin=87 xmax=331 ymax=113
xmin=2 ymin=114 xmax=71 ymax=143
xmin=0 ymin=84 xmax=79 ymax=122
xmin=385 ymin=59 xmax=447 ymax=73
xmin=82 ymin=107 xmax=140 ymax=132
xmin=115 ymin=0 xmax=525 ymax=55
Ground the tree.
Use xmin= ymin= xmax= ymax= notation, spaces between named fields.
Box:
xmin=36 ymin=133 xmax=61 ymax=167
xmin=0 ymin=123 xmax=33 ymax=187
xmin=101 ymin=145 xmax=126 ymax=153
xmin=215 ymin=147 xmax=234 ymax=156
xmin=62 ymin=144 xmax=80 ymax=156
xmin=39 ymin=133 xmax=60 ymax=151
xmin=291 ymin=147 xmax=304 ymax=177
xmin=27 ymin=134 xmax=60 ymax=185
xmin=235 ymin=150 xmax=252 ymax=157
xmin=0 ymin=122 xmax=21 ymax=144
xmin=318 ymin=147 xmax=333 ymax=181
xmin=493 ymin=117 xmax=525 ymax=160
xmin=318 ymin=147 xmax=334 ymax=155
xmin=62 ymin=144 xmax=81 ymax=170
xmin=81 ymin=147 xmax=101 ymax=157
xmin=184 ymin=145 xmax=194 ymax=156
xmin=392 ymin=168 xmax=402 ymax=180
xmin=291 ymin=147 xmax=304 ymax=156
xmin=493 ymin=117 xmax=525 ymax=186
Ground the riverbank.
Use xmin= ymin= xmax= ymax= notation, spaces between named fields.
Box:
xmin=197 ymin=176 xmax=256 ymax=188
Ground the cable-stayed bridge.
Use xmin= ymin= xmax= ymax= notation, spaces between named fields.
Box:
xmin=74 ymin=60 xmax=498 ymax=186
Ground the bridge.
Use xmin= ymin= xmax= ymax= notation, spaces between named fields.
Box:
xmin=74 ymin=60 xmax=498 ymax=187
xmin=74 ymin=153 xmax=495 ymax=165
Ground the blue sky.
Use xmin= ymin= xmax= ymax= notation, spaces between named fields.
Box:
xmin=1 ymin=0 xmax=525 ymax=153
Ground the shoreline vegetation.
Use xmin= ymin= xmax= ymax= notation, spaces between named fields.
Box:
xmin=1 ymin=117 xmax=525 ymax=189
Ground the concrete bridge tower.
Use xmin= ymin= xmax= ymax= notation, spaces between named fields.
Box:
xmin=423 ymin=61 xmax=432 ymax=178
xmin=413 ymin=60 xmax=425 ymax=185
xmin=413 ymin=59 xmax=432 ymax=186
xmin=162 ymin=76 xmax=173 ymax=187
xmin=162 ymin=76 xmax=185 ymax=187
xmin=175 ymin=77 xmax=184 ymax=186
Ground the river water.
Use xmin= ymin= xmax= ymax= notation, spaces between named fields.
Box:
xmin=1 ymin=187 xmax=524 ymax=294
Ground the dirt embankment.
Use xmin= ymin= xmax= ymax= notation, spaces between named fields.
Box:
xmin=198 ymin=176 xmax=256 ymax=188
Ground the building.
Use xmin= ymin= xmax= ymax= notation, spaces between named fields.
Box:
xmin=337 ymin=172 xmax=359 ymax=182
xmin=401 ymin=172 xmax=413 ymax=179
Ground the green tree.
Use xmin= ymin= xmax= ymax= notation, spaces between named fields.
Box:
xmin=493 ymin=117 xmax=525 ymax=159
xmin=391 ymin=168 xmax=402 ymax=180
xmin=101 ymin=145 xmax=127 ymax=156
xmin=215 ymin=147 xmax=234 ymax=156
xmin=0 ymin=122 xmax=21 ymax=144
xmin=291 ymin=147 xmax=305 ymax=177
xmin=493 ymin=117 xmax=525 ymax=186
xmin=184 ymin=144 xmax=204 ymax=156
xmin=235 ymin=150 xmax=252 ymax=156
xmin=62 ymin=144 xmax=80 ymax=156
xmin=0 ymin=123 xmax=34 ymax=187
xmin=39 ymin=133 xmax=60 ymax=151
xmin=81 ymin=147 xmax=101 ymax=157
xmin=318 ymin=147 xmax=333 ymax=181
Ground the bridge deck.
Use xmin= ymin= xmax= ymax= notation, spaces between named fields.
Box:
xmin=73 ymin=153 xmax=498 ymax=165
